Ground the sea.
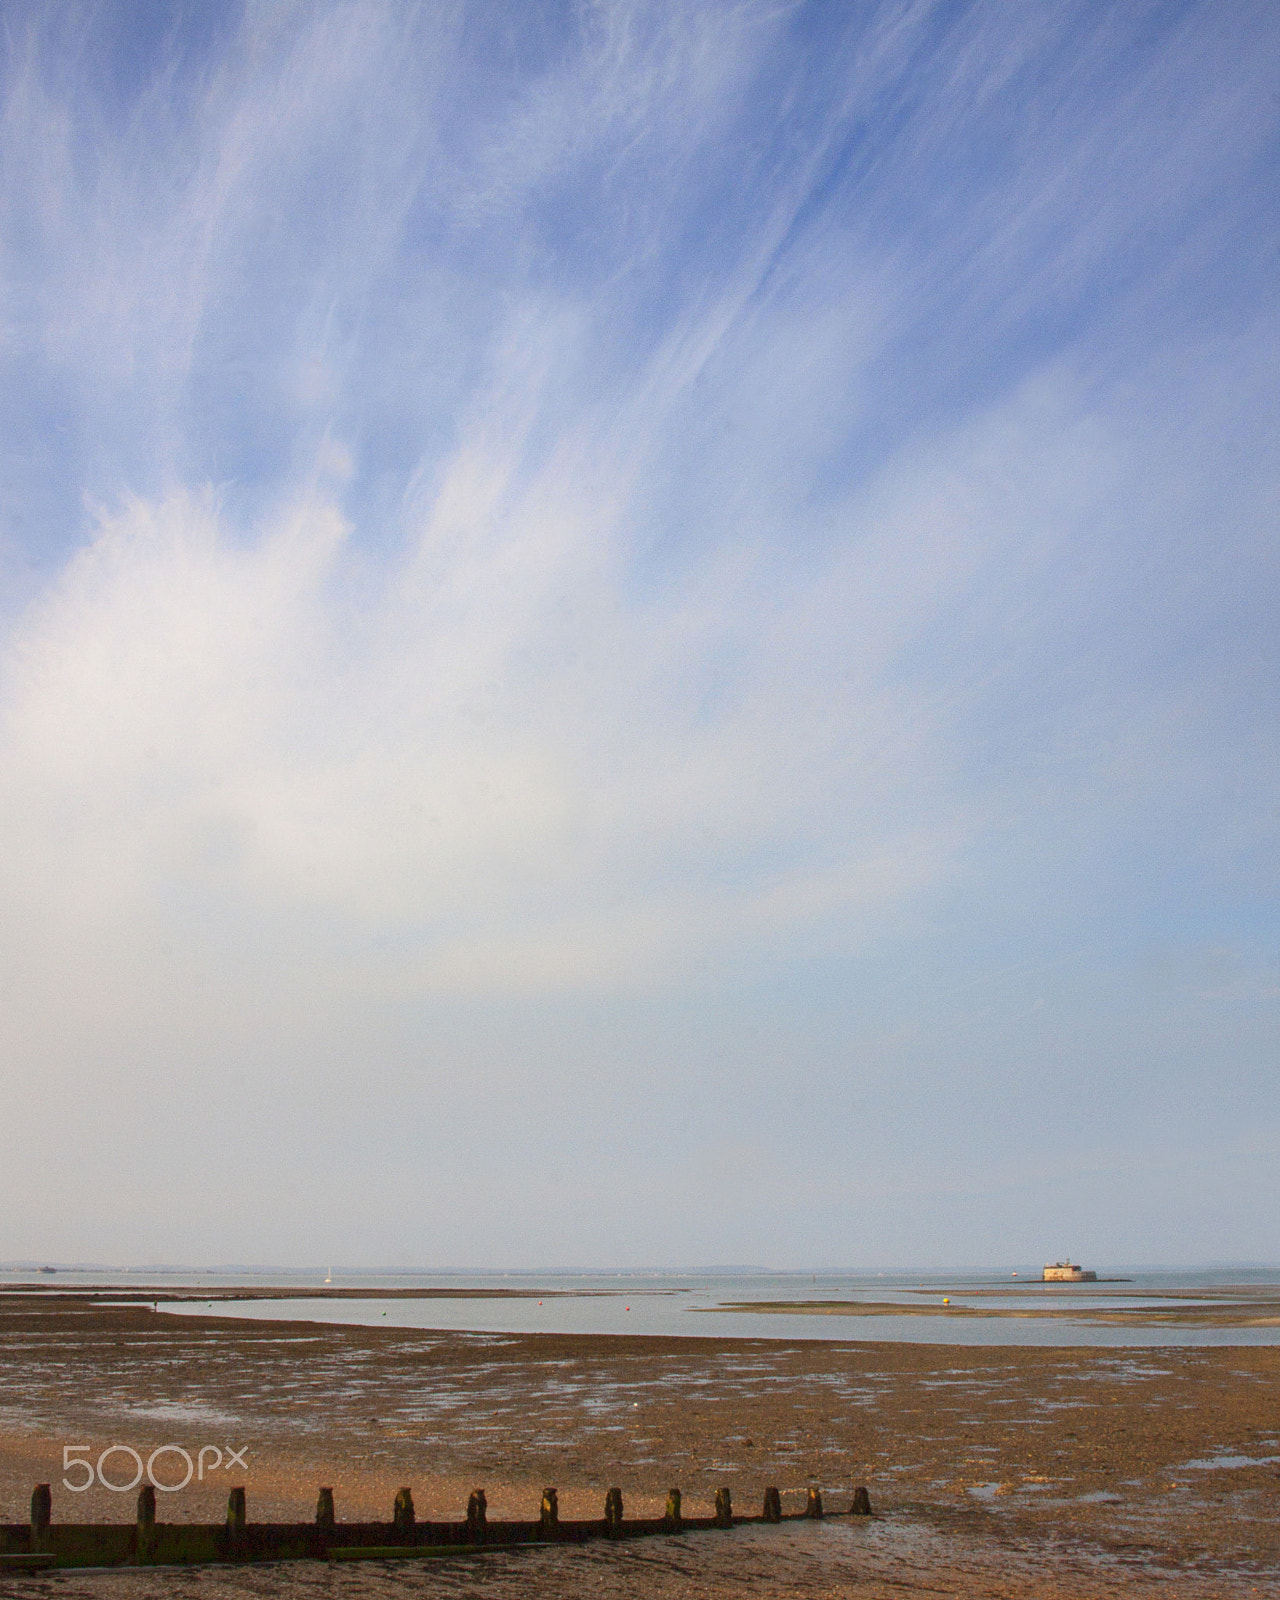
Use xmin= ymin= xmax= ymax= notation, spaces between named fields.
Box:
xmin=8 ymin=1265 xmax=1280 ymax=1346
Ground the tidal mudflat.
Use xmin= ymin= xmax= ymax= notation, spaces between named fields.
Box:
xmin=1 ymin=1291 xmax=1278 ymax=1596
xmin=714 ymin=1284 xmax=1280 ymax=1328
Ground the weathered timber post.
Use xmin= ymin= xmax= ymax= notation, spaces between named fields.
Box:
xmin=227 ymin=1487 xmax=246 ymax=1537
xmin=316 ymin=1488 xmax=335 ymax=1530
xmin=466 ymin=1488 xmax=487 ymax=1534
xmin=539 ymin=1486 xmax=559 ymax=1538
xmin=663 ymin=1487 xmax=682 ymax=1533
xmin=31 ymin=1484 xmax=51 ymax=1552
xmin=714 ymin=1486 xmax=732 ymax=1528
xmin=762 ymin=1485 xmax=781 ymax=1522
xmin=393 ymin=1488 xmax=415 ymax=1536
xmin=850 ymin=1484 xmax=873 ymax=1516
xmin=805 ymin=1486 xmax=823 ymax=1518
xmin=136 ymin=1484 xmax=156 ymax=1563
xmin=225 ymin=1485 xmax=247 ymax=1559
xmin=604 ymin=1486 xmax=623 ymax=1534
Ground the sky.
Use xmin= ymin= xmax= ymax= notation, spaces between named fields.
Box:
xmin=0 ymin=0 xmax=1277 ymax=1271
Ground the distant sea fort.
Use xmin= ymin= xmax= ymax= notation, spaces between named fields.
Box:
xmin=1042 ymin=1261 xmax=1096 ymax=1282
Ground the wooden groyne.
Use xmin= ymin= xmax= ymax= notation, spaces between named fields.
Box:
xmin=1 ymin=1480 xmax=873 ymax=1569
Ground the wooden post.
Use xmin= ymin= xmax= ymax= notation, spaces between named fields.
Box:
xmin=540 ymin=1486 xmax=559 ymax=1537
xmin=31 ymin=1484 xmax=51 ymax=1552
xmin=466 ymin=1488 xmax=487 ymax=1534
xmin=663 ymin=1487 xmax=682 ymax=1532
xmin=604 ymin=1486 xmax=623 ymax=1534
xmin=762 ymin=1485 xmax=781 ymax=1522
xmin=714 ymin=1486 xmax=732 ymax=1528
xmin=850 ymin=1484 xmax=873 ymax=1516
xmin=805 ymin=1486 xmax=823 ymax=1518
xmin=227 ymin=1486 xmax=246 ymax=1536
xmin=393 ymin=1487 xmax=414 ymax=1535
xmin=316 ymin=1488 xmax=335 ymax=1529
xmin=136 ymin=1484 xmax=156 ymax=1563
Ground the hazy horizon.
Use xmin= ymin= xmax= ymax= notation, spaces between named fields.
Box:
xmin=1 ymin=3 xmax=1276 ymax=1270
xmin=6 ymin=1259 xmax=1280 ymax=1280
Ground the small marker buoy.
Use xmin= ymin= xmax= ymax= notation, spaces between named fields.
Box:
xmin=942 ymin=1297 xmax=950 ymax=1305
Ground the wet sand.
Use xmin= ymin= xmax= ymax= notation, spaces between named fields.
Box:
xmin=715 ymin=1289 xmax=1280 ymax=1327
xmin=1 ymin=1292 xmax=1278 ymax=1595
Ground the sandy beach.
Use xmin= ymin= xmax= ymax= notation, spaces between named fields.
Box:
xmin=2 ymin=1291 xmax=1278 ymax=1595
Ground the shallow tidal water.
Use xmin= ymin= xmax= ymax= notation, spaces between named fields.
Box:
xmin=108 ymin=1266 xmax=1280 ymax=1347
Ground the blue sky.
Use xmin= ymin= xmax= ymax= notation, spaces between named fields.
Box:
xmin=0 ymin=1 xmax=1276 ymax=1269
